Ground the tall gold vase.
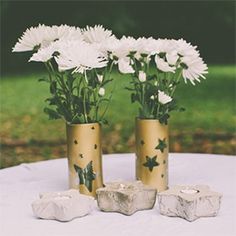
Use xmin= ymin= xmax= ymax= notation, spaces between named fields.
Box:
xmin=135 ymin=119 xmax=168 ymax=192
xmin=66 ymin=123 xmax=103 ymax=197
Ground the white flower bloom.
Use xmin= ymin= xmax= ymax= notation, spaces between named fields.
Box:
xmin=82 ymin=25 xmax=114 ymax=44
xmin=99 ymin=37 xmax=120 ymax=56
xmin=138 ymin=71 xmax=146 ymax=82
xmin=13 ymin=24 xmax=82 ymax=52
xmin=155 ymin=55 xmax=175 ymax=73
xmin=97 ymin=74 xmax=103 ymax=83
xmin=13 ymin=24 xmax=51 ymax=52
xmin=181 ymin=56 xmax=208 ymax=85
xmin=175 ymin=39 xmax=199 ymax=58
xmin=154 ymin=39 xmax=176 ymax=54
xmin=49 ymin=25 xmax=82 ymax=41
xmin=55 ymin=40 xmax=108 ymax=73
xmin=98 ymin=87 xmax=105 ymax=96
xmin=166 ymin=51 xmax=179 ymax=65
xmin=158 ymin=91 xmax=172 ymax=104
xmin=29 ymin=40 xmax=61 ymax=62
xmin=118 ymin=57 xmax=135 ymax=74
xmin=150 ymin=95 xmax=155 ymax=100
xmin=171 ymin=39 xmax=208 ymax=84
xmin=110 ymin=36 xmax=138 ymax=59
xmin=136 ymin=37 xmax=160 ymax=56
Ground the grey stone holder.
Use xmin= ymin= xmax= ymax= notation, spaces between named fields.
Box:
xmin=96 ymin=181 xmax=157 ymax=216
xmin=32 ymin=189 xmax=94 ymax=222
xmin=158 ymin=185 xmax=222 ymax=222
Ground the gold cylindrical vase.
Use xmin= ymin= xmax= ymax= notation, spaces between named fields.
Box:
xmin=66 ymin=122 xmax=103 ymax=197
xmin=135 ymin=119 xmax=168 ymax=192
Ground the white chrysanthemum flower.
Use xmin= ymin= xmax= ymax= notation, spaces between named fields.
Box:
xmin=154 ymin=39 xmax=179 ymax=65
xmin=155 ymin=55 xmax=176 ymax=73
xmin=49 ymin=25 xmax=82 ymax=41
xmin=98 ymin=87 xmax=105 ymax=96
xmin=138 ymin=71 xmax=146 ymax=82
xmin=13 ymin=24 xmax=51 ymax=52
xmin=153 ymin=39 xmax=175 ymax=54
xmin=55 ymin=40 xmax=108 ymax=73
xmin=158 ymin=91 xmax=172 ymax=104
xmin=175 ymin=39 xmax=199 ymax=58
xmin=136 ymin=37 xmax=158 ymax=56
xmin=100 ymin=37 xmax=120 ymax=52
xmin=82 ymin=25 xmax=114 ymax=44
xmin=166 ymin=50 xmax=179 ymax=65
xmin=118 ymin=57 xmax=135 ymax=74
xmin=13 ymin=24 xmax=82 ymax=53
xmin=29 ymin=40 xmax=60 ymax=62
xmin=172 ymin=39 xmax=208 ymax=84
xmin=181 ymin=56 xmax=208 ymax=85
xmin=110 ymin=36 xmax=138 ymax=59
xmin=97 ymin=74 xmax=103 ymax=83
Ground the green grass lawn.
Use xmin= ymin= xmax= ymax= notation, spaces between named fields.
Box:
xmin=0 ymin=65 xmax=235 ymax=168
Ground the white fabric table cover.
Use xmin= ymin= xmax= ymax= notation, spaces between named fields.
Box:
xmin=0 ymin=153 xmax=235 ymax=236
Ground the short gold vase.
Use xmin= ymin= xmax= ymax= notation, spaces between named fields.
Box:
xmin=135 ymin=118 xmax=168 ymax=192
xmin=66 ymin=122 xmax=103 ymax=197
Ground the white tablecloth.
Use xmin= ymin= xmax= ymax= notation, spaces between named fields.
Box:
xmin=0 ymin=153 xmax=236 ymax=236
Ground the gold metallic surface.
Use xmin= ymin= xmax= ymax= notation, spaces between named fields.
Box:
xmin=66 ymin=123 xmax=103 ymax=197
xmin=135 ymin=119 xmax=168 ymax=192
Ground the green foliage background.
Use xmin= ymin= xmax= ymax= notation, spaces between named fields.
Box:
xmin=1 ymin=0 xmax=235 ymax=74
xmin=0 ymin=1 xmax=235 ymax=168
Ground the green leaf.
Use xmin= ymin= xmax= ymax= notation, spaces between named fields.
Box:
xmin=44 ymin=107 xmax=61 ymax=120
xmin=179 ymin=107 xmax=186 ymax=112
xmin=45 ymin=97 xmax=57 ymax=106
xmin=125 ymin=87 xmax=135 ymax=91
xmin=38 ymin=77 xmax=49 ymax=83
xmin=50 ymin=81 xmax=57 ymax=94
xmin=159 ymin=113 xmax=170 ymax=125
xmin=131 ymin=93 xmax=138 ymax=103
xmin=101 ymin=79 xmax=113 ymax=87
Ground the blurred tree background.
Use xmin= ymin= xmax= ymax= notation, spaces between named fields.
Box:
xmin=0 ymin=0 xmax=235 ymax=168
xmin=1 ymin=0 xmax=235 ymax=74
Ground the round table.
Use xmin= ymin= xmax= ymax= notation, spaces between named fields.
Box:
xmin=0 ymin=153 xmax=235 ymax=236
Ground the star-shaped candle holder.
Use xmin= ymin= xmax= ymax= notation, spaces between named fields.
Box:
xmin=96 ymin=181 xmax=157 ymax=215
xmin=158 ymin=185 xmax=222 ymax=221
xmin=32 ymin=189 xmax=94 ymax=222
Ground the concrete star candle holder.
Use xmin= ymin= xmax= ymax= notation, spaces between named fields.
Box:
xmin=32 ymin=189 xmax=94 ymax=222
xmin=96 ymin=181 xmax=157 ymax=215
xmin=158 ymin=185 xmax=222 ymax=222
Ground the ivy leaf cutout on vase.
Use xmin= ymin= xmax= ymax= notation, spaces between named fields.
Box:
xmin=155 ymin=138 xmax=167 ymax=153
xmin=143 ymin=155 xmax=159 ymax=172
xmin=74 ymin=161 xmax=96 ymax=192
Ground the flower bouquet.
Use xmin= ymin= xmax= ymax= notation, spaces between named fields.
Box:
xmin=13 ymin=24 xmax=208 ymax=193
xmin=13 ymin=24 xmax=117 ymax=196
xmin=115 ymin=36 xmax=208 ymax=191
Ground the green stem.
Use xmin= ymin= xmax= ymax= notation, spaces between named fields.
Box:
xmin=83 ymin=89 xmax=88 ymax=123
xmin=170 ymin=69 xmax=183 ymax=96
xmin=155 ymin=103 xmax=160 ymax=118
xmin=83 ymin=71 xmax=89 ymax=123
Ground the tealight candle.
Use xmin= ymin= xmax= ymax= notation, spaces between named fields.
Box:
xmin=180 ymin=189 xmax=199 ymax=194
xmin=54 ymin=195 xmax=72 ymax=200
